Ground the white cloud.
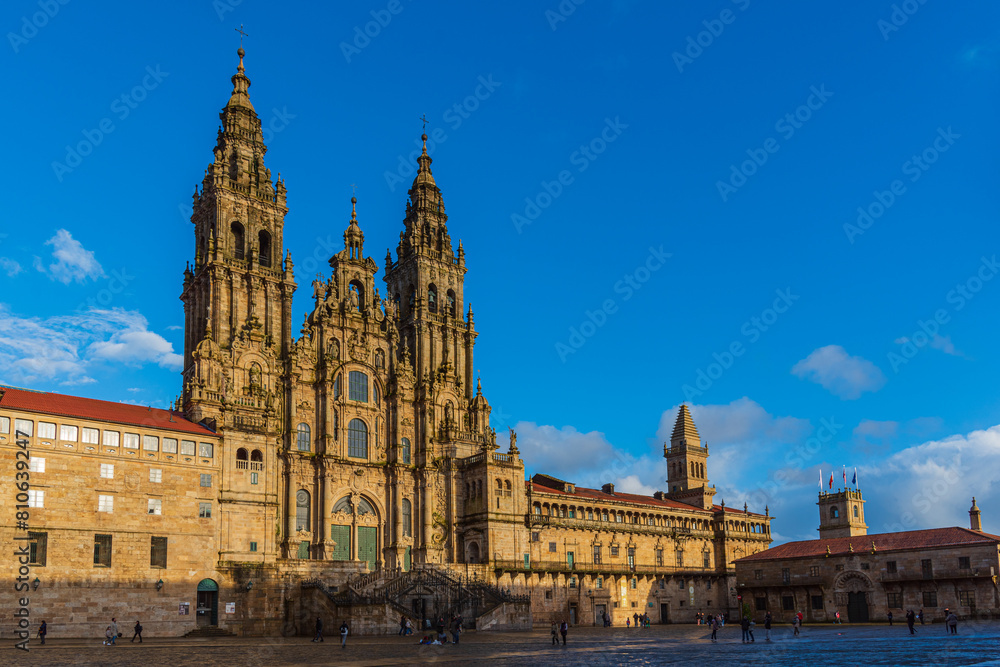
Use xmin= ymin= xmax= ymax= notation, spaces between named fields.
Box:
xmin=930 ymin=334 xmax=963 ymax=357
xmin=33 ymin=229 xmax=104 ymax=284
xmin=791 ymin=344 xmax=886 ymax=399
xmin=0 ymin=257 xmax=22 ymax=277
xmin=0 ymin=305 xmax=182 ymax=385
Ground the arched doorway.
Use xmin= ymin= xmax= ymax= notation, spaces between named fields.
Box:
xmin=466 ymin=541 xmax=480 ymax=564
xmin=330 ymin=495 xmax=380 ymax=571
xmin=196 ymin=578 xmax=219 ymax=627
xmin=834 ymin=571 xmax=873 ymax=623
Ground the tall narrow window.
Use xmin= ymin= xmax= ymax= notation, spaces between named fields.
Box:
xmin=334 ymin=374 xmax=342 ymax=399
xmin=401 ymin=498 xmax=412 ymax=537
xmin=28 ymin=532 xmax=46 ymax=566
xmin=232 ymin=221 xmax=245 ymax=260
xmin=296 ymin=490 xmax=310 ymax=531
xmin=150 ymin=536 xmax=168 ymax=568
xmin=94 ymin=534 xmax=112 ymax=567
xmin=258 ymin=230 xmax=271 ymax=267
xmin=401 ymin=437 xmax=411 ymax=464
xmin=349 ymin=371 xmax=369 ymax=402
xmin=446 ymin=290 xmax=456 ymax=317
xmin=296 ymin=423 xmax=311 ymax=451
xmin=348 ymin=419 xmax=368 ymax=458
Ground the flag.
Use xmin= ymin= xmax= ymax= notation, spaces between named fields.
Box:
xmin=852 ymin=468 xmax=857 ymax=487
xmin=828 ymin=471 xmax=834 ymax=490
xmin=843 ymin=466 xmax=847 ymax=487
xmin=818 ymin=468 xmax=823 ymax=491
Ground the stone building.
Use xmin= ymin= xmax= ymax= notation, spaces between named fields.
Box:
xmin=734 ymin=494 xmax=1000 ymax=623
xmin=0 ymin=48 xmax=772 ymax=637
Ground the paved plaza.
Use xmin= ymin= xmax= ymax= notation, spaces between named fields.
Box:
xmin=7 ymin=622 xmax=1000 ymax=666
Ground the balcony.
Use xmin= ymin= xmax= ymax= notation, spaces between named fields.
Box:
xmin=880 ymin=568 xmax=990 ymax=583
xmin=493 ymin=559 xmax=719 ymax=578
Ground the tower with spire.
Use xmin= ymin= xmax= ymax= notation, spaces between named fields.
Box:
xmin=664 ymin=405 xmax=716 ymax=509
xmin=181 ymin=47 xmax=296 ymax=433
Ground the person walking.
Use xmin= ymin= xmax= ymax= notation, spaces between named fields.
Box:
xmin=906 ymin=610 xmax=916 ymax=635
xmin=312 ymin=616 xmax=323 ymax=642
xmin=131 ymin=620 xmax=143 ymax=643
xmin=947 ymin=611 xmax=958 ymax=635
xmin=103 ymin=626 xmax=113 ymax=646
xmin=741 ymin=616 xmax=750 ymax=643
xmin=37 ymin=620 xmax=46 ymax=645
xmin=551 ymin=621 xmax=559 ymax=645
xmin=764 ymin=611 xmax=772 ymax=641
xmin=709 ymin=615 xmax=718 ymax=643
xmin=451 ymin=616 xmax=462 ymax=644
xmin=398 ymin=615 xmax=407 ymax=636
xmin=626 ymin=617 xmax=630 ymax=628
xmin=748 ymin=618 xmax=756 ymax=643
xmin=835 ymin=611 xmax=842 ymax=624
xmin=340 ymin=621 xmax=349 ymax=648
xmin=887 ymin=610 xmax=893 ymax=626
xmin=405 ymin=618 xmax=413 ymax=636
xmin=110 ymin=618 xmax=119 ymax=645
xmin=633 ymin=613 xmax=639 ymax=629
xmin=792 ymin=616 xmax=801 ymax=637
xmin=918 ymin=608 xmax=925 ymax=625
xmin=560 ymin=620 xmax=568 ymax=645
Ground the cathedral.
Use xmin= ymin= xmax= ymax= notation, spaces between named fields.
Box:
xmin=0 ymin=49 xmax=772 ymax=637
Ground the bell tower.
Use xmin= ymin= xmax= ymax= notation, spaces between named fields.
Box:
xmin=180 ymin=47 xmax=296 ymax=426
xmin=817 ymin=489 xmax=867 ymax=538
xmin=664 ymin=405 xmax=716 ymax=509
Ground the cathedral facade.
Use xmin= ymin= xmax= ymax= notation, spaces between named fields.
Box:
xmin=0 ymin=50 xmax=772 ymax=638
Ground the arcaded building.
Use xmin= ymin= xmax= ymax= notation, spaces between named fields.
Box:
xmin=0 ymin=48 xmax=772 ymax=637
xmin=734 ymin=493 xmax=1000 ymax=623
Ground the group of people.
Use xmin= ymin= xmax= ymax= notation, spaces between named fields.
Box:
xmin=312 ymin=617 xmax=350 ymax=647
xmin=904 ymin=608 xmax=959 ymax=635
xmin=549 ymin=620 xmax=569 ymax=645
xmin=626 ymin=612 xmax=651 ymax=628
xmin=707 ymin=612 xmax=772 ymax=643
xmin=100 ymin=618 xmax=144 ymax=645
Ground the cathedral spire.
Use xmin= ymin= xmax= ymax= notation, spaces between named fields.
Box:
xmin=227 ymin=47 xmax=254 ymax=111
xmin=670 ymin=404 xmax=701 ymax=446
xmin=414 ymin=134 xmax=436 ymax=187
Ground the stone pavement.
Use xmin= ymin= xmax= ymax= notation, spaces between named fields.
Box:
xmin=6 ymin=621 xmax=1000 ymax=666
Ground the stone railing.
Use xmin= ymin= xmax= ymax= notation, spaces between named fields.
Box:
xmin=493 ymin=559 xmax=718 ymax=578
xmin=880 ymin=568 xmax=990 ymax=582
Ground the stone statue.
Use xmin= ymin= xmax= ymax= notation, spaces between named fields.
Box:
xmin=508 ymin=427 xmax=517 ymax=451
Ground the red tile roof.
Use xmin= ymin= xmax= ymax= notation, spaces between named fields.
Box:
xmin=530 ymin=474 xmax=767 ymax=516
xmin=736 ymin=527 xmax=1000 ymax=562
xmin=0 ymin=385 xmax=217 ymax=437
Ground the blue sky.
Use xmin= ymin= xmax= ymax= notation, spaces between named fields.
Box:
xmin=2 ymin=0 xmax=999 ymax=544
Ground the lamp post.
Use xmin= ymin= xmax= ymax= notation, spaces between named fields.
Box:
xmin=156 ymin=579 xmax=164 ymax=591
xmin=32 ymin=577 xmax=40 ymax=591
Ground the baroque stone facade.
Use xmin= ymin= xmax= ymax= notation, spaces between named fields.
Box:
xmin=0 ymin=49 xmax=774 ymax=638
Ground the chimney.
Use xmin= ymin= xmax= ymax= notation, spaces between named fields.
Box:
xmin=601 ymin=483 xmax=615 ymax=495
xmin=970 ymin=497 xmax=983 ymax=531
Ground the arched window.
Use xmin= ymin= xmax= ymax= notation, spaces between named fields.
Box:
xmin=250 ymin=448 xmax=263 ymax=471
xmin=348 ymin=419 xmax=368 ymax=458
xmin=496 ymin=479 xmax=503 ymax=494
xmin=296 ymin=489 xmax=310 ymax=531
xmin=231 ymin=221 xmax=245 ymax=260
xmin=401 ymin=437 xmax=411 ymax=464
xmin=407 ymin=285 xmax=415 ymax=314
xmin=428 ymin=284 xmax=438 ymax=313
xmin=853 ymin=506 xmax=859 ymax=518
xmin=401 ymin=498 xmax=412 ymax=537
xmin=446 ymin=290 xmax=456 ymax=317
xmin=236 ymin=447 xmax=248 ymax=469
xmin=374 ymin=382 xmax=381 ymax=406
xmin=357 ymin=497 xmax=376 ymax=515
xmin=334 ymin=374 xmax=342 ymax=399
xmin=333 ymin=496 xmax=353 ymax=514
xmin=258 ymin=230 xmax=271 ymax=267
xmin=830 ymin=506 xmax=840 ymax=519
xmin=296 ymin=423 xmax=311 ymax=451
xmin=349 ymin=371 xmax=369 ymax=402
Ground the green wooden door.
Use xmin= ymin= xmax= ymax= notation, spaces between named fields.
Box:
xmin=358 ymin=526 xmax=377 ymax=570
xmin=330 ymin=525 xmax=350 ymax=561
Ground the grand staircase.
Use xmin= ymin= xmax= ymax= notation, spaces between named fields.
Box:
xmin=303 ymin=565 xmax=529 ymax=628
